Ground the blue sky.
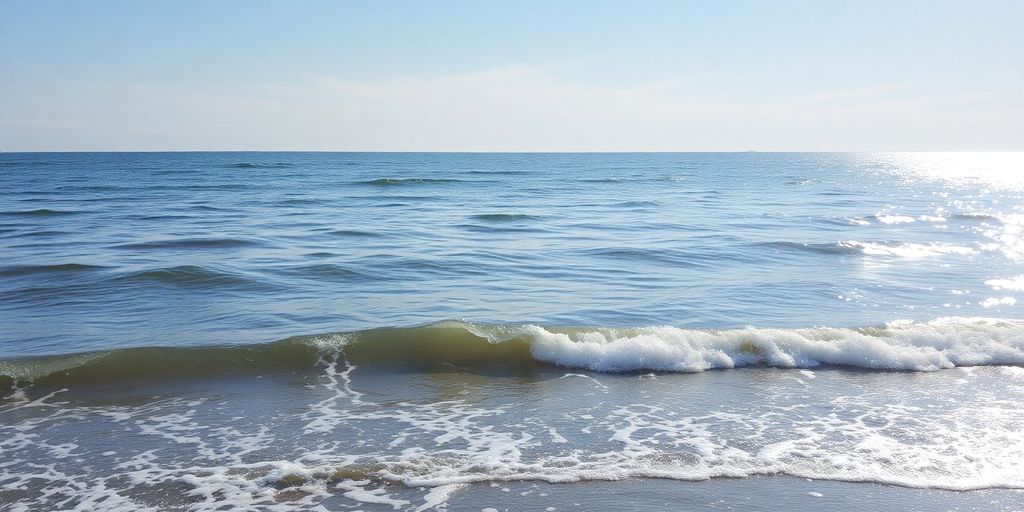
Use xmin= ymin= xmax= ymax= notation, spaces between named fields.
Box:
xmin=1 ymin=0 xmax=1021 ymax=151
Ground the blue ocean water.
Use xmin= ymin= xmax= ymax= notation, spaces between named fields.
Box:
xmin=1 ymin=152 xmax=1021 ymax=357
xmin=4 ymin=152 xmax=1024 ymax=511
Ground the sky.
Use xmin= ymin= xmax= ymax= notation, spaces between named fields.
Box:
xmin=1 ymin=0 xmax=1022 ymax=152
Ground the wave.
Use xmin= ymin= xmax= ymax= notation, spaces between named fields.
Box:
xmin=325 ymin=229 xmax=385 ymax=237
xmin=469 ymin=213 xmax=543 ymax=222
xmin=838 ymin=212 xmax=1009 ymax=226
xmin=1 ymin=265 xmax=273 ymax=301
xmin=0 ymin=343 xmax=320 ymax=390
xmin=465 ymin=170 xmax=536 ymax=175
xmin=0 ymin=263 xmax=107 ymax=277
xmin=613 ymin=200 xmax=659 ymax=208
xmin=226 ymin=162 xmax=295 ymax=169
xmin=0 ymin=229 xmax=72 ymax=239
xmin=870 ymin=214 xmax=919 ymax=225
xmin=838 ymin=240 xmax=977 ymax=257
xmin=360 ymin=178 xmax=463 ymax=186
xmin=758 ymin=241 xmax=848 ymax=255
xmin=0 ymin=208 xmax=80 ymax=217
xmin=115 ymin=265 xmax=270 ymax=289
xmin=581 ymin=247 xmax=717 ymax=266
xmin=951 ymin=213 xmax=1003 ymax=222
xmin=459 ymin=223 xmax=551 ymax=234
xmin=842 ymin=216 xmax=872 ymax=226
xmin=268 ymin=263 xmax=391 ymax=282
xmin=4 ymin=317 xmax=1023 ymax=390
xmin=858 ymin=214 xmax=947 ymax=225
xmin=763 ymin=240 xmax=978 ymax=258
xmin=581 ymin=177 xmax=623 ymax=183
xmin=115 ymin=238 xmax=264 ymax=250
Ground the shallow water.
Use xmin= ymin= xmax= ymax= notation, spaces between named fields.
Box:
xmin=2 ymin=152 xmax=1024 ymax=510
xmin=3 ymin=362 xmax=1024 ymax=510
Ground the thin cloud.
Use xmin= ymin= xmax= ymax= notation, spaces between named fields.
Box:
xmin=1 ymin=66 xmax=1020 ymax=151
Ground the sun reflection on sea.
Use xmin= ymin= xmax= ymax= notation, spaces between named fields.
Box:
xmin=862 ymin=152 xmax=1024 ymax=190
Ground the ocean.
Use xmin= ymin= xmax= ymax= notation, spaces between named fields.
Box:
xmin=1 ymin=152 xmax=1023 ymax=511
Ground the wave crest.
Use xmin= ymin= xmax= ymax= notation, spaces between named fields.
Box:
xmin=3 ymin=318 xmax=1023 ymax=391
xmin=522 ymin=318 xmax=1024 ymax=372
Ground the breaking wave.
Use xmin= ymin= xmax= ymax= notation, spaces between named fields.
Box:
xmin=3 ymin=317 xmax=1024 ymax=390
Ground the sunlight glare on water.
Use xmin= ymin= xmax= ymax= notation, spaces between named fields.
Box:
xmin=867 ymin=152 xmax=1024 ymax=190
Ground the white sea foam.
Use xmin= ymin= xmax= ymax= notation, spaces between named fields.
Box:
xmin=305 ymin=333 xmax=352 ymax=354
xmin=874 ymin=214 xmax=917 ymax=225
xmin=986 ymin=275 xmax=1024 ymax=291
xmin=6 ymin=318 xmax=1024 ymax=510
xmin=871 ymin=214 xmax=948 ymax=225
xmin=414 ymin=483 xmax=467 ymax=512
xmin=981 ymin=296 xmax=1016 ymax=308
xmin=839 ymin=240 xmax=977 ymax=258
xmin=518 ymin=317 xmax=1024 ymax=372
xmin=336 ymin=480 xmax=410 ymax=509
xmin=4 ymin=362 xmax=1024 ymax=511
xmin=361 ymin=397 xmax=1024 ymax=492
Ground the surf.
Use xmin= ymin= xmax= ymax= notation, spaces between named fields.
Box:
xmin=4 ymin=317 xmax=1023 ymax=393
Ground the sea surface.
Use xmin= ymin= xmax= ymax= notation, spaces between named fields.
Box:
xmin=2 ymin=152 xmax=1024 ymax=511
